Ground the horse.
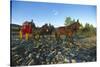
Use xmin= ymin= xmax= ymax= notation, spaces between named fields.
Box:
xmin=39 ymin=23 xmax=55 ymax=38
xmin=55 ymin=20 xmax=81 ymax=44
xmin=40 ymin=24 xmax=49 ymax=35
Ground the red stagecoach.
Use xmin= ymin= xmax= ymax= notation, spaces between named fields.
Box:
xmin=19 ymin=21 xmax=32 ymax=40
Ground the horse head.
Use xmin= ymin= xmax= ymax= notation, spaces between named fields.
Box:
xmin=40 ymin=23 xmax=49 ymax=35
xmin=70 ymin=19 xmax=81 ymax=32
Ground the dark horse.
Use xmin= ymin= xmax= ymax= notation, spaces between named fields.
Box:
xmin=39 ymin=23 xmax=55 ymax=38
xmin=55 ymin=20 xmax=81 ymax=43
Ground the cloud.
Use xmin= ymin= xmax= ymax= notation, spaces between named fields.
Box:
xmin=54 ymin=11 xmax=58 ymax=15
xmin=52 ymin=10 xmax=59 ymax=16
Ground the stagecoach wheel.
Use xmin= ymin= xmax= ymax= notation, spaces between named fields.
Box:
xmin=19 ymin=30 xmax=23 ymax=40
xmin=28 ymin=34 xmax=33 ymax=40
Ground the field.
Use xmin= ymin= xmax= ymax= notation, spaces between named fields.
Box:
xmin=11 ymin=34 xmax=96 ymax=66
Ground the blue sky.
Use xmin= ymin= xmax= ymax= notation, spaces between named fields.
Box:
xmin=11 ymin=1 xmax=96 ymax=27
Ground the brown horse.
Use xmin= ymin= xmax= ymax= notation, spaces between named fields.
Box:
xmin=55 ymin=20 xmax=81 ymax=42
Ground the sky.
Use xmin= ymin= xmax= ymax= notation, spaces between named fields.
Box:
xmin=11 ymin=1 xmax=96 ymax=27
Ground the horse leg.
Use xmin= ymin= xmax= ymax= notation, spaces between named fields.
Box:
xmin=66 ymin=34 xmax=74 ymax=48
xmin=68 ymin=32 xmax=76 ymax=47
xmin=56 ymin=34 xmax=61 ymax=44
xmin=68 ymin=36 xmax=72 ymax=48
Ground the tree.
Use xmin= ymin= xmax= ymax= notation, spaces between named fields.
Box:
xmin=82 ymin=23 xmax=96 ymax=35
xmin=72 ymin=19 xmax=75 ymax=23
xmin=64 ymin=17 xmax=74 ymax=26
xmin=85 ymin=23 xmax=90 ymax=31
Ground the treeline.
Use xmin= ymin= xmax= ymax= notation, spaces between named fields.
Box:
xmin=64 ymin=17 xmax=96 ymax=37
xmin=78 ymin=23 xmax=96 ymax=37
